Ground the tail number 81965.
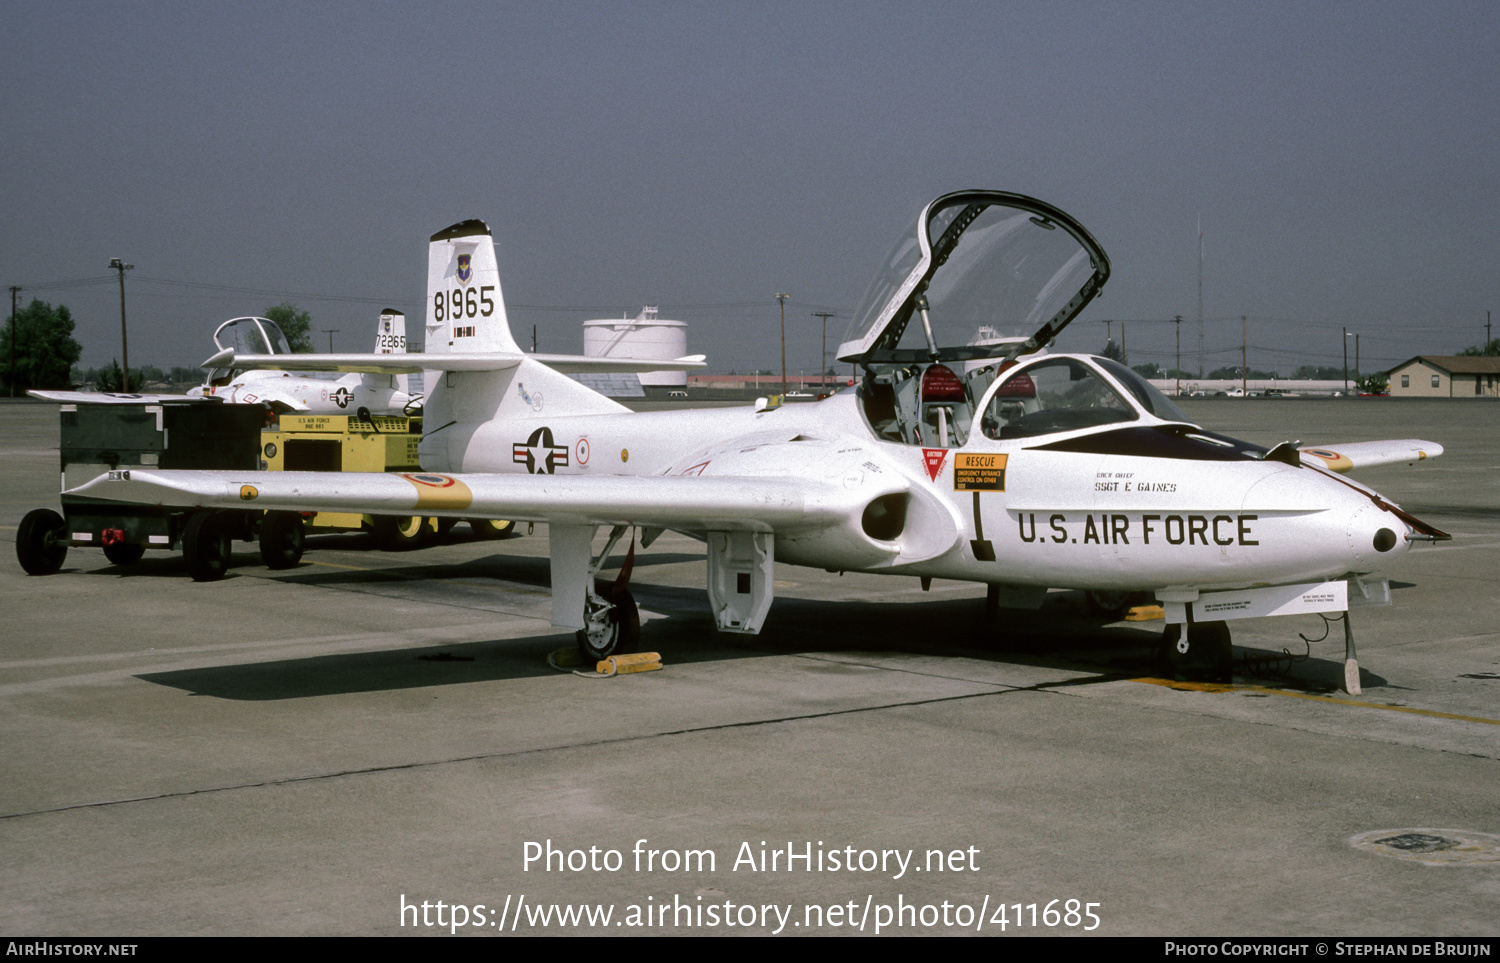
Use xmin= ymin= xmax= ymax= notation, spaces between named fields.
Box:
xmin=433 ymin=285 xmax=495 ymax=322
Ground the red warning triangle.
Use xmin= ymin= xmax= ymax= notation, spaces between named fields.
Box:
xmin=922 ymin=448 xmax=948 ymax=481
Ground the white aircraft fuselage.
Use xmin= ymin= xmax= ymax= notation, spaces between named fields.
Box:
xmin=423 ymin=357 xmax=1423 ymax=596
xmin=192 ymin=367 xmax=414 ymax=415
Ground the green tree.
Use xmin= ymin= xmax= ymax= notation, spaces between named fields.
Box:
xmin=1293 ymin=364 xmax=1346 ymax=380
xmin=96 ymin=359 xmax=128 ymax=392
xmin=1208 ymin=365 xmax=1279 ymax=380
xmin=264 ymin=302 xmax=315 ymax=353
xmin=1458 ymin=338 xmax=1500 ymax=357
xmin=2 ymin=299 xmax=83 ymax=393
xmin=1132 ymin=362 xmax=1165 ymax=379
xmin=1355 ymin=372 xmax=1389 ymax=394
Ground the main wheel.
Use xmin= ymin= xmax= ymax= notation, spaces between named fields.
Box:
xmin=1085 ymin=589 xmax=1143 ymax=620
xmin=575 ymin=587 xmax=640 ymax=662
xmin=16 ymin=509 xmax=69 ymax=575
xmin=468 ymin=518 xmax=515 ymax=539
xmin=371 ymin=514 xmax=428 ymax=550
xmin=258 ymin=511 xmax=305 ymax=569
xmin=103 ymin=541 xmax=146 ymax=566
xmin=183 ymin=511 xmax=232 ymax=582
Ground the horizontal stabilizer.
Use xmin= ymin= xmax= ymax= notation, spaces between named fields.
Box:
xmin=200 ymin=349 xmax=428 ymax=375
xmin=531 ymin=352 xmax=706 ymax=374
xmin=200 ymin=349 xmax=706 ymax=376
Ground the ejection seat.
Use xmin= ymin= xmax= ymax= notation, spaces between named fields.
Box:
xmin=861 ymin=363 xmax=978 ymax=448
xmin=918 ymin=363 xmax=972 ymax=448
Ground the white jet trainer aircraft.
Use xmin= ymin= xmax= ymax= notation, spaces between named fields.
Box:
xmin=32 ymin=311 xmax=420 ymax=416
xmin=69 ymin=191 xmax=1447 ymax=688
xmin=191 ymin=312 xmax=419 ymax=414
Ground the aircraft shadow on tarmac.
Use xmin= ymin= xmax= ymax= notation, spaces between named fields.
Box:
xmin=135 ymin=577 xmax=1381 ymax=700
xmin=67 ymin=536 xmax=706 ymax=583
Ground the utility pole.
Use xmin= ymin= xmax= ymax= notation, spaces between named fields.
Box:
xmin=1173 ymin=315 xmax=1183 ymax=397
xmin=1241 ymin=315 xmax=1247 ymax=398
xmin=1342 ymin=327 xmax=1351 ymax=396
xmin=108 ymin=258 xmax=133 ymax=392
xmin=775 ymin=293 xmax=789 ymax=397
xmin=812 ymin=311 xmax=835 ymax=388
xmin=323 ymin=328 xmax=340 ymax=353
xmin=8 ymin=286 xmax=18 ymax=397
xmin=1197 ymin=215 xmax=1204 ymax=377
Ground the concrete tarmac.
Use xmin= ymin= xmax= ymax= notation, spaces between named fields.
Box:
xmin=1 ymin=397 xmax=1496 ymax=936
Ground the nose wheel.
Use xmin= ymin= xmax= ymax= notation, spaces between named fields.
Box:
xmin=1161 ymin=620 xmax=1233 ymax=683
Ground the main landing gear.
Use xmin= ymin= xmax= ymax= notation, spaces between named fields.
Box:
xmin=1085 ymin=589 xmax=1149 ymax=620
xmin=572 ymin=525 xmax=640 ymax=662
xmin=578 ymin=583 xmax=640 ymax=662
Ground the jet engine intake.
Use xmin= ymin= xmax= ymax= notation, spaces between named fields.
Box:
xmin=862 ymin=492 xmax=908 ymax=541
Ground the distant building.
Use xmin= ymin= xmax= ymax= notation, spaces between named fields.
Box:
xmin=1385 ymin=356 xmax=1500 ymax=398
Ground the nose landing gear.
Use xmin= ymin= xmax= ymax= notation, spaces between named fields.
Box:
xmin=1160 ymin=619 xmax=1233 ymax=684
xmin=1162 ymin=611 xmax=1363 ymax=694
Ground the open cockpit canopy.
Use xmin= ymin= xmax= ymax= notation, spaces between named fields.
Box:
xmin=212 ymin=317 xmax=293 ymax=358
xmin=205 ymin=317 xmax=294 ymax=383
xmin=837 ymin=191 xmax=1110 ymax=366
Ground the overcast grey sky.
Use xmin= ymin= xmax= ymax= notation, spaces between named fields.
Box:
xmin=4 ymin=1 xmax=1496 ymax=377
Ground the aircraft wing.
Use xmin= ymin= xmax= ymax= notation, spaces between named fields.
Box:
xmin=27 ymin=390 xmax=210 ymax=405
xmin=201 ymin=349 xmax=707 ymax=375
xmin=1298 ymin=440 xmax=1443 ymax=473
xmin=65 ymin=468 xmax=895 ymax=534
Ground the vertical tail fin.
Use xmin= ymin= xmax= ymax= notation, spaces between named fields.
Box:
xmin=425 ymin=220 xmax=521 ymax=356
xmin=417 ymin=219 xmax=627 ymax=472
xmin=375 ymin=309 xmax=410 ymax=398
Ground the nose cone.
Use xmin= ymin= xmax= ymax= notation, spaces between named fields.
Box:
xmin=1243 ymin=466 xmax=1416 ymax=581
xmin=1347 ymin=502 xmax=1408 ymax=571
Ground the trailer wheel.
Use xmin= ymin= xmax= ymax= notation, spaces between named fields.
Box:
xmin=103 ymin=541 xmax=146 ymax=566
xmin=16 ymin=509 xmax=69 ymax=575
xmin=258 ymin=511 xmax=305 ymax=569
xmin=371 ymin=514 xmax=428 ymax=550
xmin=576 ymin=586 xmax=640 ymax=662
xmin=469 ymin=518 xmax=515 ymax=539
xmin=183 ymin=512 xmax=232 ymax=582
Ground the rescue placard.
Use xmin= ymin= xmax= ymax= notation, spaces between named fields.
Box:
xmin=953 ymin=452 xmax=1007 ymax=492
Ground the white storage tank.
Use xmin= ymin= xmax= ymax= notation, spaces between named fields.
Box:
xmin=583 ymin=306 xmax=688 ymax=387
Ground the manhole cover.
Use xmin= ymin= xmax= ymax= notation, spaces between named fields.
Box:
xmin=1350 ymin=829 xmax=1500 ymax=865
